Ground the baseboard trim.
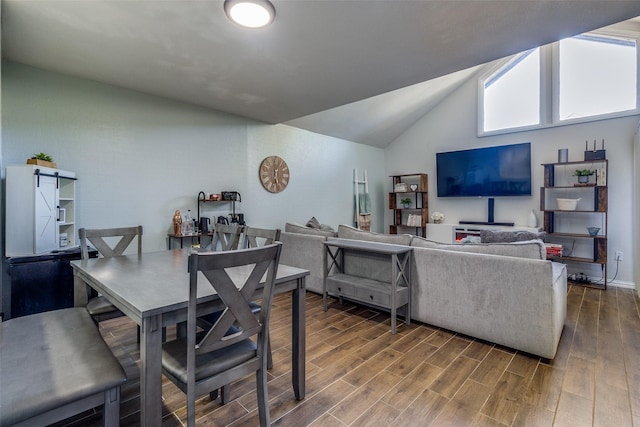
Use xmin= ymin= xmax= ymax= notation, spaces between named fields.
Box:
xmin=605 ymin=280 xmax=635 ymax=289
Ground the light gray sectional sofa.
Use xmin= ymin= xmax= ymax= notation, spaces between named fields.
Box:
xmin=280 ymin=222 xmax=567 ymax=359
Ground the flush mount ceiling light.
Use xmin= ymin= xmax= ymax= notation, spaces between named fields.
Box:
xmin=224 ymin=0 xmax=276 ymax=29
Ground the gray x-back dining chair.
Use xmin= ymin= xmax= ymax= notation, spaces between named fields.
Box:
xmin=200 ymin=226 xmax=282 ymax=404
xmin=242 ymin=226 xmax=281 ymax=249
xmin=211 ymin=222 xmax=242 ymax=251
xmin=161 ymin=243 xmax=282 ymax=427
xmin=79 ymin=226 xmax=143 ymax=325
xmin=243 ymin=226 xmax=281 ymax=368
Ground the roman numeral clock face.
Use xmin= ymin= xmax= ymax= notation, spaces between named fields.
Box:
xmin=259 ymin=156 xmax=290 ymax=193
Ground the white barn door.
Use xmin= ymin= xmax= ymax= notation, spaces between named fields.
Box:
xmin=34 ymin=175 xmax=58 ymax=253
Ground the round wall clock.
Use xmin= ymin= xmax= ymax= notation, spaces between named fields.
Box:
xmin=259 ymin=155 xmax=290 ymax=193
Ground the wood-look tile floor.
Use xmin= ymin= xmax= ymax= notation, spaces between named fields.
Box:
xmin=58 ymin=284 xmax=640 ymax=427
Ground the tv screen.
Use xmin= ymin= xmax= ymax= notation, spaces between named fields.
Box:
xmin=436 ymin=142 xmax=531 ymax=197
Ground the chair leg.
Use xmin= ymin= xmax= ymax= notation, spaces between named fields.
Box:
xmin=256 ymin=368 xmax=270 ymax=427
xmin=103 ymin=386 xmax=121 ymax=427
xmin=209 ymin=386 xmax=229 ymax=404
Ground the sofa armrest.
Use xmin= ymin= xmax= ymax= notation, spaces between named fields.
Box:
xmin=550 ymin=262 xmax=568 ymax=352
xmin=552 ymin=262 xmax=567 ymax=285
xmin=411 ymin=247 xmax=566 ymax=359
xmin=279 ymin=231 xmax=327 ymax=294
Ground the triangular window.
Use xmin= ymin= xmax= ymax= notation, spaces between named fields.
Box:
xmin=482 ymin=49 xmax=540 ymax=132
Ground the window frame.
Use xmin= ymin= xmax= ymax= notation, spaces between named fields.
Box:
xmin=477 ymin=28 xmax=640 ymax=137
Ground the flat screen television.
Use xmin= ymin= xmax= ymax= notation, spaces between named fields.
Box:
xmin=436 ymin=142 xmax=532 ymax=198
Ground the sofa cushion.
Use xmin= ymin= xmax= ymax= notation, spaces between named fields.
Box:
xmin=285 ymin=222 xmax=337 ymax=237
xmin=410 ymin=236 xmax=546 ymax=260
xmin=337 ymin=224 xmax=412 ymax=246
xmin=480 ymin=229 xmax=546 ymax=243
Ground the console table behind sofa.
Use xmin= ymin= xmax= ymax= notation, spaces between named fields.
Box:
xmin=322 ymin=238 xmax=413 ymax=334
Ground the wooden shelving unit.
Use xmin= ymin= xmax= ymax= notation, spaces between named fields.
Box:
xmin=541 ymin=160 xmax=608 ymax=289
xmin=389 ymin=173 xmax=428 ymax=237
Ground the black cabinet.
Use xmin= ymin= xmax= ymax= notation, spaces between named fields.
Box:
xmin=6 ymin=247 xmax=97 ymax=319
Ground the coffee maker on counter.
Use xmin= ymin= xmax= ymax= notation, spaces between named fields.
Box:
xmin=229 ymin=213 xmax=245 ymax=225
xmin=221 ymin=191 xmax=244 ymax=225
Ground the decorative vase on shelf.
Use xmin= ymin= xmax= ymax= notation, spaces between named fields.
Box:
xmin=578 ymin=175 xmax=589 ymax=184
xmin=527 ymin=210 xmax=537 ymax=228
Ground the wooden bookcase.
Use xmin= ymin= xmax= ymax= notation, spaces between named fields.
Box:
xmin=540 ymin=160 xmax=608 ymax=288
xmin=388 ymin=173 xmax=428 ymax=237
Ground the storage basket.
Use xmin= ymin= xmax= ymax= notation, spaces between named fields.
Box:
xmin=557 ymin=198 xmax=580 ymax=211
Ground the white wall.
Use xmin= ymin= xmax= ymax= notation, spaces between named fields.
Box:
xmin=1 ymin=61 xmax=386 ymax=255
xmin=246 ymin=123 xmax=385 ymax=230
xmin=386 ymin=73 xmax=639 ymax=287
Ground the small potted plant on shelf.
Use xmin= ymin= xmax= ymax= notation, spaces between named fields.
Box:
xmin=400 ymin=197 xmax=412 ymax=208
xmin=573 ymin=169 xmax=594 ymax=184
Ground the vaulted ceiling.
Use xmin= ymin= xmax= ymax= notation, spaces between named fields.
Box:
xmin=3 ymin=1 xmax=640 ymax=147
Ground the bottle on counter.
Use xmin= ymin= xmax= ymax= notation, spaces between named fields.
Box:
xmin=183 ymin=209 xmax=193 ymax=235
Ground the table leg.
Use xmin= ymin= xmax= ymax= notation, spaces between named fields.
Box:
xmin=73 ymin=274 xmax=89 ymax=307
xmin=140 ymin=315 xmax=163 ymax=426
xmin=390 ymin=254 xmax=398 ymax=334
xmin=322 ymin=246 xmax=328 ymax=311
xmin=292 ymin=277 xmax=306 ymax=400
xmin=406 ymin=254 xmax=411 ymax=326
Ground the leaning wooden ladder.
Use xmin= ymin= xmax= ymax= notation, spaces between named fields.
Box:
xmin=354 ymin=168 xmax=371 ymax=231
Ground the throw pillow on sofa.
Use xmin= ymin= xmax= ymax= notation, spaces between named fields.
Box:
xmin=480 ymin=229 xmax=546 ymax=243
xmin=410 ymin=235 xmax=546 ymax=260
xmin=459 ymin=235 xmax=481 ymax=244
xmin=285 ymin=222 xmax=337 ymax=237
xmin=337 ymin=224 xmax=412 ymax=246
xmin=306 ymin=217 xmax=321 ymax=229
xmin=319 ymin=224 xmax=335 ymax=232
xmin=305 ymin=217 xmax=335 ymax=232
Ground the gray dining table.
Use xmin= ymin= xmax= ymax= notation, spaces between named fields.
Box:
xmin=72 ymin=248 xmax=308 ymax=427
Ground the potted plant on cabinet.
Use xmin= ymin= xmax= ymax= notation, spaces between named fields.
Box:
xmin=573 ymin=169 xmax=594 ymax=184
xmin=27 ymin=152 xmax=57 ymax=168
xmin=400 ymin=197 xmax=412 ymax=209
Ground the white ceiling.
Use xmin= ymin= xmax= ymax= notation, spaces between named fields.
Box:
xmin=3 ymin=1 xmax=640 ymax=148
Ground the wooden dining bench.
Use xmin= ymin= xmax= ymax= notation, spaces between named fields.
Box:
xmin=0 ymin=308 xmax=126 ymax=427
